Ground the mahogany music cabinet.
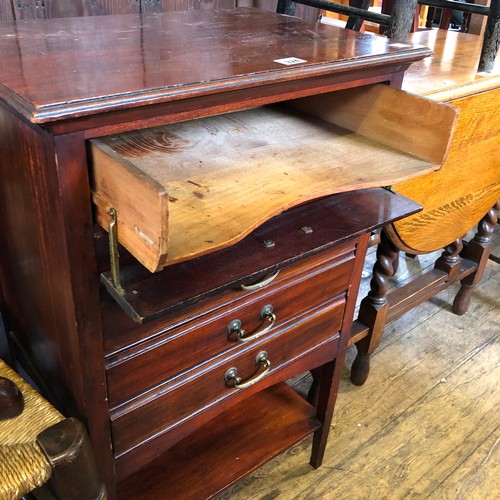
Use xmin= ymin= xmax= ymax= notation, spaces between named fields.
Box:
xmin=0 ymin=8 xmax=456 ymax=498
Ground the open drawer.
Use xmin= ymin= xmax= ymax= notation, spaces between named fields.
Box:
xmin=89 ymin=84 xmax=457 ymax=273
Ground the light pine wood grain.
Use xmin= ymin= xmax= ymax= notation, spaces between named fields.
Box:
xmin=289 ymin=84 xmax=458 ymax=165
xmin=91 ymin=145 xmax=170 ymax=272
xmin=90 ymin=84 xmax=456 ymax=272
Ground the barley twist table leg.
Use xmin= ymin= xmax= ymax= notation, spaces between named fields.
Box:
xmin=434 ymin=238 xmax=464 ymax=281
xmin=453 ymin=200 xmax=499 ymax=315
xmin=351 ymin=230 xmax=399 ymax=386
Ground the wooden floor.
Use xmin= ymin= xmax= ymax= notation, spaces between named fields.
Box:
xmin=217 ymin=226 xmax=500 ymax=499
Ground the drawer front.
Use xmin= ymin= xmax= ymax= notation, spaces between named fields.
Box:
xmin=111 ymin=299 xmax=344 ymax=460
xmin=106 ymin=249 xmax=354 ymax=406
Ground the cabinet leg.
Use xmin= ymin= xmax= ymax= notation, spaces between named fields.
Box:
xmin=351 ymin=230 xmax=399 ymax=386
xmin=453 ymin=200 xmax=499 ymax=315
xmin=310 ymin=360 xmax=338 ymax=469
xmin=307 ymin=367 xmax=321 ymax=407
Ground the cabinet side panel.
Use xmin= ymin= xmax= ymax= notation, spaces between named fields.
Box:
xmin=54 ymin=132 xmax=117 ymax=490
xmin=0 ymin=105 xmax=83 ymax=407
xmin=0 ymin=105 xmax=115 ymax=489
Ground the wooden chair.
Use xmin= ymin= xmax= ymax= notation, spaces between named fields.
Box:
xmin=0 ymin=359 xmax=106 ymax=499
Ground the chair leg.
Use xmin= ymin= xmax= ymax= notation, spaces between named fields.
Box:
xmin=37 ymin=418 xmax=106 ymax=500
xmin=453 ymin=200 xmax=499 ymax=315
xmin=478 ymin=0 xmax=500 ymax=72
xmin=426 ymin=6 xmax=435 ymax=27
xmin=351 ymin=230 xmax=399 ymax=386
xmin=276 ymin=0 xmax=296 ymax=15
xmin=490 ymin=253 xmax=500 ymax=264
xmin=388 ymin=0 xmax=419 ymax=41
xmin=439 ymin=9 xmax=452 ymax=29
xmin=346 ymin=0 xmax=372 ymax=31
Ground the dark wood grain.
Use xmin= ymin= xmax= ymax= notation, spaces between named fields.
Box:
xmin=0 ymin=105 xmax=83 ymax=410
xmin=99 ymin=189 xmax=421 ymax=326
xmin=111 ymin=308 xmax=340 ymax=462
xmin=0 ymin=0 xmax=321 ymax=21
xmin=54 ymin=64 xmax=410 ymax=137
xmin=152 ymin=0 xmax=236 ymax=12
xmin=0 ymin=106 xmax=115 ymax=490
xmin=310 ymin=230 xmax=370 ymax=465
xmin=117 ymin=382 xmax=319 ymax=499
xmin=114 ymin=333 xmax=340 ymax=480
xmin=15 ymin=0 xmax=141 ymax=18
xmin=0 ymin=9 xmax=431 ymax=496
xmin=0 ymin=376 xmax=24 ymax=419
xmin=52 ymin=133 xmax=116 ymax=489
xmin=105 ymin=253 xmax=351 ymax=405
xmin=0 ymin=0 xmax=243 ymax=19
xmin=0 ymin=9 xmax=431 ymax=123
xmin=0 ymin=0 xmax=14 ymax=20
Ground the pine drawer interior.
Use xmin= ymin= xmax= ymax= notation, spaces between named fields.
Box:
xmin=89 ymin=83 xmax=457 ymax=273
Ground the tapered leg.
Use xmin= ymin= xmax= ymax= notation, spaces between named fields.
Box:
xmin=453 ymin=200 xmax=499 ymax=315
xmin=307 ymin=367 xmax=321 ymax=407
xmin=310 ymin=360 xmax=338 ymax=468
xmin=351 ymin=230 xmax=399 ymax=386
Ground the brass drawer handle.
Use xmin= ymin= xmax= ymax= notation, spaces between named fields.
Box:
xmin=240 ymin=270 xmax=280 ymax=291
xmin=228 ymin=305 xmax=276 ymax=343
xmin=224 ymin=351 xmax=271 ymax=390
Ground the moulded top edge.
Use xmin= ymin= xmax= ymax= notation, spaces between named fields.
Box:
xmin=0 ymin=9 xmax=432 ymax=124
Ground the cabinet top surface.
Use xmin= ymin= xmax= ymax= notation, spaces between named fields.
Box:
xmin=0 ymin=8 xmax=430 ymax=123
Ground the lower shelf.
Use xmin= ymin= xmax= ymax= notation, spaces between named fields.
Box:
xmin=116 ymin=382 xmax=320 ymax=499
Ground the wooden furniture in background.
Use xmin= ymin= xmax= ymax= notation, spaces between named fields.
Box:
xmin=468 ymin=0 xmax=491 ymax=36
xmin=0 ymin=360 xmax=105 ymax=499
xmin=0 ymin=0 xmax=238 ymax=20
xmin=0 ymin=8 xmax=452 ymax=497
xmin=279 ymin=0 xmax=499 ymax=71
xmin=278 ymin=0 xmax=421 ymax=40
xmin=350 ymin=28 xmax=500 ymax=385
xmin=0 ymin=0 xmax=321 ymax=21
xmin=416 ymin=0 xmax=500 ymax=71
